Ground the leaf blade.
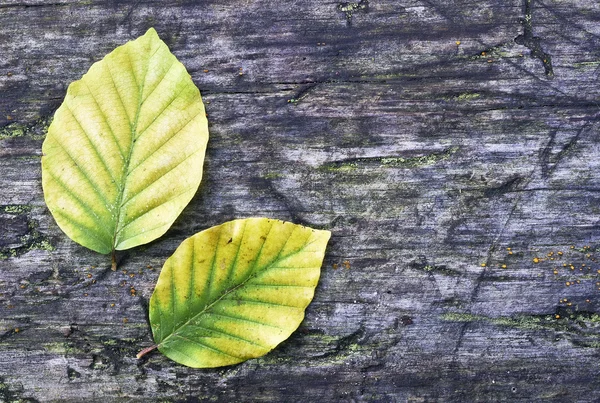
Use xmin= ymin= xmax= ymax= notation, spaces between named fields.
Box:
xmin=41 ymin=28 xmax=208 ymax=254
xmin=149 ymin=218 xmax=331 ymax=368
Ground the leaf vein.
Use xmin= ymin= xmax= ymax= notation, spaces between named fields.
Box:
xmin=120 ymin=145 xmax=202 ymax=209
xmin=135 ymin=72 xmax=192 ymax=139
xmin=126 ymin=109 xmax=202 ymax=176
xmin=185 ymin=323 xmax=268 ymax=349
xmin=44 ymin=168 xmax=113 ymax=243
xmin=140 ymin=58 xmax=177 ymax=106
xmin=51 ymin=204 xmax=112 ymax=247
xmin=63 ymin=103 xmax=119 ymax=186
xmin=104 ymin=60 xmax=133 ymax=125
xmin=222 ymin=297 xmax=302 ymax=309
xmin=49 ymin=133 xmax=113 ymax=211
xmin=116 ymin=185 xmax=195 ymax=237
xmin=172 ymin=334 xmax=239 ymax=359
xmin=81 ymin=79 xmax=126 ymax=161
xmin=186 ymin=237 xmax=196 ymax=324
xmin=208 ymin=311 xmax=283 ymax=330
xmin=223 ymin=220 xmax=247 ymax=289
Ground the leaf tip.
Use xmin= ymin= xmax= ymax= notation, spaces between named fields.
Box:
xmin=144 ymin=27 xmax=159 ymax=39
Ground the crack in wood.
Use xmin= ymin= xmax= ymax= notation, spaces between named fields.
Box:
xmin=514 ymin=0 xmax=554 ymax=77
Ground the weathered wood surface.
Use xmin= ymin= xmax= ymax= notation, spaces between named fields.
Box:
xmin=1 ymin=0 xmax=600 ymax=401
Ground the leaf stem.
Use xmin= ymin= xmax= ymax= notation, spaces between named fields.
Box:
xmin=111 ymin=250 xmax=117 ymax=271
xmin=136 ymin=344 xmax=158 ymax=359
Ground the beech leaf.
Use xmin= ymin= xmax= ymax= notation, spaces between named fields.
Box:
xmin=142 ymin=218 xmax=331 ymax=368
xmin=41 ymin=28 xmax=208 ymax=259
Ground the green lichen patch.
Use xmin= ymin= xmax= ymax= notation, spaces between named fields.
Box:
xmin=0 ymin=116 xmax=51 ymax=141
xmin=441 ymin=310 xmax=600 ymax=337
xmin=263 ymin=172 xmax=284 ymax=180
xmin=320 ymin=147 xmax=459 ymax=172
xmin=380 ymin=147 xmax=459 ymax=167
xmin=0 ymin=205 xmax=32 ymax=215
xmin=410 ymin=257 xmax=460 ymax=276
xmin=573 ymin=60 xmax=600 ymax=69
xmin=0 ymin=207 xmax=54 ymax=260
xmin=455 ymin=92 xmax=481 ymax=102
xmin=0 ymin=375 xmax=31 ymax=403
xmin=318 ymin=161 xmax=358 ymax=172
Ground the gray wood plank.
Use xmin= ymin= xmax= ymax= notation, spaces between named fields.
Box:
xmin=1 ymin=0 xmax=599 ymax=401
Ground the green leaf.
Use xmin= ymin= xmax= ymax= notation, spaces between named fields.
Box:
xmin=41 ymin=28 xmax=208 ymax=256
xmin=145 ymin=218 xmax=331 ymax=368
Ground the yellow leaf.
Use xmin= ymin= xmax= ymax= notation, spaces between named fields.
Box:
xmin=146 ymin=218 xmax=331 ymax=368
xmin=41 ymin=28 xmax=208 ymax=255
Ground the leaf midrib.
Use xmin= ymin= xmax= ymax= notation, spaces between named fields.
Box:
xmin=110 ymin=44 xmax=150 ymax=252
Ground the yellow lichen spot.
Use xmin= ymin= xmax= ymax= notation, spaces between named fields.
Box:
xmin=501 ymin=264 xmax=507 ymax=269
xmin=481 ymin=263 xmax=487 ymax=267
xmin=586 ymin=299 xmax=591 ymax=303
xmin=508 ymin=251 xmax=513 ymax=255
xmin=343 ymin=260 xmax=351 ymax=269
xmin=555 ymin=314 xmax=560 ymax=319
xmin=533 ymin=257 xmax=540 ymax=263
xmin=14 ymin=328 xmax=19 ymax=333
xmin=455 ymin=40 xmax=461 ymax=45
xmin=123 ymin=318 xmax=128 ymax=323
xmin=553 ymin=270 xmax=558 ymax=275
xmin=565 ymin=282 xmax=571 ymax=286
xmin=558 ymin=251 xmax=563 ymax=256
xmin=332 ymin=263 xmax=339 ymax=270
xmin=110 ymin=303 xmax=115 ymax=307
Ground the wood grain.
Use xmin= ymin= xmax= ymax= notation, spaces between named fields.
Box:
xmin=1 ymin=0 xmax=599 ymax=401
